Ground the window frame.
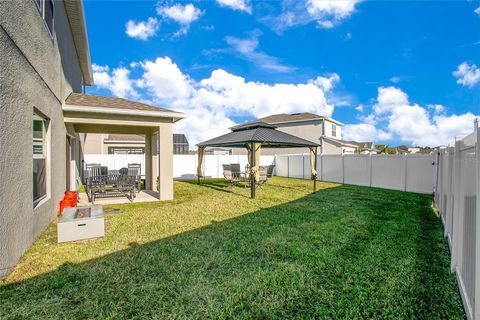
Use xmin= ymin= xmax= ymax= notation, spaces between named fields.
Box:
xmin=33 ymin=110 xmax=50 ymax=208
xmin=332 ymin=124 xmax=337 ymax=137
xmin=33 ymin=0 xmax=55 ymax=40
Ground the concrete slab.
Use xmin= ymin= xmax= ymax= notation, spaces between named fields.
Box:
xmin=78 ymin=190 xmax=160 ymax=206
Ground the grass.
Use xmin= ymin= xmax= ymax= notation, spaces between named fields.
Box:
xmin=0 ymin=177 xmax=465 ymax=319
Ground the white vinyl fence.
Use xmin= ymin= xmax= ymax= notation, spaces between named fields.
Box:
xmin=435 ymin=123 xmax=479 ymax=320
xmin=83 ymin=154 xmax=275 ymax=179
xmin=275 ymin=153 xmax=436 ymax=194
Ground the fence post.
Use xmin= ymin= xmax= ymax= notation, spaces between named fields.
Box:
xmin=474 ymin=118 xmax=480 ymax=320
xmin=342 ymin=154 xmax=345 ymax=184
xmin=287 ymin=156 xmax=290 ymax=178
xmin=369 ymin=153 xmax=373 ymax=187
xmin=403 ymin=154 xmax=408 ymax=192
xmin=320 ymin=155 xmax=323 ymax=181
xmin=451 ymin=139 xmax=462 ymax=273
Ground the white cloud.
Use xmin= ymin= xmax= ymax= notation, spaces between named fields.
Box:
xmin=125 ymin=17 xmax=159 ymax=40
xmin=355 ymin=104 xmax=364 ymax=112
xmin=270 ymin=0 xmax=361 ymax=32
xmin=343 ymin=123 xmax=391 ymax=142
xmin=216 ymin=0 xmax=252 ymax=13
xmin=475 ymin=6 xmax=480 ymax=15
xmin=453 ymin=62 xmax=480 ymax=87
xmin=225 ymin=33 xmax=296 ymax=72
xmin=92 ymin=57 xmax=339 ymax=145
xmin=345 ymin=86 xmax=479 ymax=146
xmin=310 ymin=73 xmax=340 ymax=92
xmin=157 ymin=3 xmax=202 ymax=36
xmin=137 ymin=57 xmax=193 ymax=103
xmin=92 ymin=64 xmax=137 ymax=99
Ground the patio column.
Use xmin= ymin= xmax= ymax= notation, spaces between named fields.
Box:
xmin=157 ymin=123 xmax=174 ymax=200
xmin=145 ymin=130 xmax=153 ymax=190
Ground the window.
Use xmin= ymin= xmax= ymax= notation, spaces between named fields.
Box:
xmin=332 ymin=124 xmax=337 ymax=137
xmin=108 ymin=147 xmax=145 ymax=155
xmin=33 ymin=112 xmax=48 ymax=205
xmin=33 ymin=0 xmax=54 ymax=37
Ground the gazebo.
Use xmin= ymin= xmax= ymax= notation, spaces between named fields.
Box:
xmin=197 ymin=122 xmax=320 ymax=198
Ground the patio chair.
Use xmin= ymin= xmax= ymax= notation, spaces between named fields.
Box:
xmin=257 ymin=166 xmax=269 ymax=187
xmin=223 ymin=164 xmax=241 ymax=187
xmin=231 ymin=163 xmax=247 ymax=187
xmin=266 ymin=165 xmax=275 ymax=180
xmin=128 ymin=163 xmax=142 ymax=192
xmin=85 ymin=163 xmax=100 ymax=183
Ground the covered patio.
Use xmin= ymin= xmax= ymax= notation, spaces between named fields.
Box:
xmin=197 ymin=122 xmax=320 ymax=198
xmin=63 ymin=93 xmax=185 ymax=202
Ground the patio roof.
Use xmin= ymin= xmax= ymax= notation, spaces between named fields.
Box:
xmin=197 ymin=122 xmax=320 ymax=148
xmin=64 ymin=93 xmax=185 ymax=123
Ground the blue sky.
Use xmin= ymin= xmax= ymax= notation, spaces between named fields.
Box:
xmin=84 ymin=0 xmax=480 ymax=147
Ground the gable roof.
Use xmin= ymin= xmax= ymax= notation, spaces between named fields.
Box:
xmin=232 ymin=112 xmax=343 ymax=129
xmin=64 ymin=93 xmax=185 ymax=122
xmin=198 ymin=122 xmax=319 ymax=148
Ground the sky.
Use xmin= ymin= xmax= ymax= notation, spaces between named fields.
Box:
xmin=84 ymin=0 xmax=480 ymax=147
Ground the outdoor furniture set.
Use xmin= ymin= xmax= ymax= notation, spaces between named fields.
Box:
xmin=222 ymin=164 xmax=275 ymax=187
xmin=84 ymin=163 xmax=142 ymax=203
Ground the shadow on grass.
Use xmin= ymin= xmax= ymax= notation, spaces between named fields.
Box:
xmin=0 ymin=185 xmax=465 ymax=319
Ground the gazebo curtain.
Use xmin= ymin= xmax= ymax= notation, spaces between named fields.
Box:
xmin=197 ymin=146 xmax=205 ymax=178
xmin=246 ymin=143 xmax=261 ymax=181
xmin=309 ymin=147 xmax=317 ymax=180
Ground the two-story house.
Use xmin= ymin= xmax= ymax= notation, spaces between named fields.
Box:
xmin=230 ymin=113 xmax=364 ymax=155
xmin=0 ymin=0 xmax=184 ymax=278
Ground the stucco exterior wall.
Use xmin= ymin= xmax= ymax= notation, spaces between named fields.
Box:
xmin=0 ymin=0 xmax=84 ymax=278
xmin=83 ymin=133 xmax=104 ymax=154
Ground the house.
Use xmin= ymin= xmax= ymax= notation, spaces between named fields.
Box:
xmin=396 ymin=145 xmax=421 ymax=154
xmin=230 ymin=113 xmax=374 ymax=155
xmin=0 ymin=0 xmax=184 ymax=278
xmin=83 ymin=133 xmax=190 ymax=154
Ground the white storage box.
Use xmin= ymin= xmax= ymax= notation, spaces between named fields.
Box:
xmin=58 ymin=205 xmax=105 ymax=243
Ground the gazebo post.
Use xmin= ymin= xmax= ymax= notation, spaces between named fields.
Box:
xmin=313 ymin=147 xmax=318 ymax=194
xmin=250 ymin=142 xmax=256 ymax=199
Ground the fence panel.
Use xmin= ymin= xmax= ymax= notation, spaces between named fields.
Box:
xmin=344 ymin=155 xmax=371 ymax=186
xmin=405 ymin=154 xmax=435 ymax=193
xmin=275 ymin=155 xmax=289 ymax=177
xmin=321 ymin=155 xmax=343 ymax=183
xmin=438 ymin=124 xmax=478 ymax=320
xmin=288 ymin=155 xmax=305 ymax=179
xmin=371 ymin=155 xmax=406 ymax=191
xmin=84 ymin=154 xmax=274 ymax=179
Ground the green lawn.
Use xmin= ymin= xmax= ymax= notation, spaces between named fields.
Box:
xmin=0 ymin=177 xmax=465 ymax=319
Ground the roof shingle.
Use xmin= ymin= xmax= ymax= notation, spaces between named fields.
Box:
xmin=65 ymin=93 xmax=179 ymax=114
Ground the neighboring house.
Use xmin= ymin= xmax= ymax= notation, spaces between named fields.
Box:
xmin=229 ymin=113 xmax=374 ymax=155
xmin=343 ymin=140 xmax=379 ymax=154
xmin=321 ymin=137 xmax=379 ymax=155
xmin=205 ymin=147 xmax=231 ymax=155
xmin=396 ymin=145 xmax=421 ymax=154
xmin=0 ymin=0 xmax=184 ymax=278
xmin=231 ymin=113 xmax=343 ymax=155
xmin=84 ymin=133 xmax=190 ymax=155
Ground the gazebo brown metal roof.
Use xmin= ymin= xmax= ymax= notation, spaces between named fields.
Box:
xmin=197 ymin=122 xmax=319 ymax=198
xmin=198 ymin=122 xmax=320 ymax=149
